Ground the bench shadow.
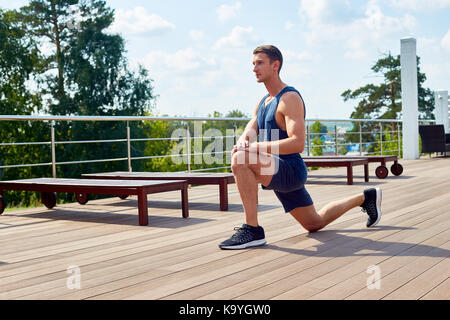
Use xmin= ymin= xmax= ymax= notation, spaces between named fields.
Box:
xmin=264 ymin=226 xmax=450 ymax=258
xmin=109 ymin=198 xmax=279 ymax=213
xmin=5 ymin=208 xmax=214 ymax=228
xmin=306 ymin=174 xmax=415 ymax=186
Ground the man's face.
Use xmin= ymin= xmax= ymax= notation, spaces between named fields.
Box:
xmin=253 ymin=53 xmax=278 ymax=83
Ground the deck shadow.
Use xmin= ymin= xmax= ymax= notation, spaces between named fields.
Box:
xmin=264 ymin=226 xmax=450 ymax=258
xmin=108 ymin=199 xmax=279 ymax=213
xmin=306 ymin=174 xmax=414 ymax=186
xmin=7 ymin=208 xmax=214 ymax=228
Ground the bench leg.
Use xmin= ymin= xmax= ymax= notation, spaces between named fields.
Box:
xmin=364 ymin=164 xmax=369 ymax=182
xmin=137 ymin=189 xmax=148 ymax=226
xmin=347 ymin=165 xmax=354 ymax=185
xmin=181 ymin=184 xmax=189 ymax=218
xmin=219 ymin=179 xmax=228 ymax=211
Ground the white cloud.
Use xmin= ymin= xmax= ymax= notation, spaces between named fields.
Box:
xmin=217 ymin=2 xmax=242 ymax=22
xmin=214 ymin=26 xmax=260 ymax=49
xmin=109 ymin=6 xmax=175 ymax=36
xmin=299 ymin=0 xmax=329 ymax=25
xmin=284 ymin=50 xmax=314 ymax=62
xmin=389 ymin=0 xmax=450 ymax=11
xmin=441 ymin=30 xmax=450 ymax=52
xmin=299 ymin=0 xmax=417 ymax=59
xmin=141 ymin=48 xmax=216 ymax=74
xmin=285 ymin=21 xmax=295 ymax=30
xmin=189 ymin=30 xmax=205 ymax=41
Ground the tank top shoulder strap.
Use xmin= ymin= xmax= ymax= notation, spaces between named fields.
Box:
xmin=277 ymin=86 xmax=306 ymax=119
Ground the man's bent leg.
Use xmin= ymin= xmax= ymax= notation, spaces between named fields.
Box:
xmin=231 ymin=150 xmax=276 ymax=227
xmin=289 ymin=193 xmax=364 ymax=232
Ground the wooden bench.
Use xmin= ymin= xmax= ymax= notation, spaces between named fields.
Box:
xmin=303 ymin=155 xmax=403 ymax=179
xmin=303 ymin=158 xmax=369 ymax=185
xmin=82 ymin=172 xmax=235 ymax=211
xmin=0 ymin=178 xmax=189 ymax=226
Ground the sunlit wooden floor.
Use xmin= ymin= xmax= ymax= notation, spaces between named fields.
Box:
xmin=0 ymin=157 xmax=449 ymax=300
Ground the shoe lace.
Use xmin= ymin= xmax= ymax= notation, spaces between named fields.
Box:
xmin=231 ymin=226 xmax=253 ymax=242
xmin=231 ymin=226 xmax=245 ymax=238
xmin=361 ymin=201 xmax=377 ymax=217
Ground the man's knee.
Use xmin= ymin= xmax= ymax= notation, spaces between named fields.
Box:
xmin=231 ymin=151 xmax=258 ymax=171
xmin=291 ymin=209 xmax=324 ymax=233
xmin=305 ymin=225 xmax=322 ymax=233
xmin=231 ymin=151 xmax=247 ymax=173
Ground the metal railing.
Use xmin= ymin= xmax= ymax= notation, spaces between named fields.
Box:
xmin=0 ymin=115 xmax=435 ymax=177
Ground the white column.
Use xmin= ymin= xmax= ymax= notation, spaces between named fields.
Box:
xmin=401 ymin=37 xmax=419 ymax=159
xmin=434 ymin=90 xmax=449 ymax=133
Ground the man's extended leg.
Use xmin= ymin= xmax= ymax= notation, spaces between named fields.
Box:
xmin=290 ymin=188 xmax=382 ymax=232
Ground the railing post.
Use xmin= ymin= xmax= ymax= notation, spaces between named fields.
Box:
xmin=359 ymin=122 xmax=363 ymax=156
xmin=379 ymin=122 xmax=383 ymax=155
xmin=127 ymin=121 xmax=132 ymax=172
xmin=401 ymin=37 xmax=419 ymax=159
xmin=51 ymin=121 xmax=56 ymax=178
xmin=398 ymin=122 xmax=401 ymax=157
xmin=434 ymin=90 xmax=449 ymax=133
xmin=306 ymin=122 xmax=310 ymax=156
xmin=186 ymin=123 xmax=191 ymax=173
xmin=334 ymin=124 xmax=338 ymax=155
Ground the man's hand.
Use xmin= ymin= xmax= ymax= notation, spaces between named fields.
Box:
xmin=232 ymin=139 xmax=249 ymax=155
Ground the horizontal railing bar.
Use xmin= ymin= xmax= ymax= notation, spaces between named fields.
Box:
xmin=0 ymin=114 xmax=433 ymax=124
xmin=188 ymin=166 xmax=231 ymax=172
xmin=0 ymin=141 xmax=51 ymax=146
xmin=192 ymin=136 xmax=236 ymax=139
xmin=131 ymin=137 xmax=187 ymax=142
xmin=0 ymin=115 xmax=251 ymax=122
xmin=55 ymin=139 xmax=127 ymax=145
xmin=131 ymin=154 xmax=188 ymax=161
xmin=0 ymin=135 xmax=403 ymax=147
xmin=0 ymin=162 xmax=52 ymax=169
xmin=55 ymin=158 xmax=128 ymax=165
xmin=131 ymin=136 xmax=234 ymax=142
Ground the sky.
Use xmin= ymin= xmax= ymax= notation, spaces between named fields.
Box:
xmin=1 ymin=0 xmax=450 ymax=119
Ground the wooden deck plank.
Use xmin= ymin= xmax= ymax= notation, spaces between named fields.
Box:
xmin=420 ymin=277 xmax=450 ymax=300
xmin=274 ymin=227 xmax=450 ymax=300
xmin=383 ymin=255 xmax=450 ymax=300
xmin=1 ymin=158 xmax=449 ymax=300
xmin=218 ymin=212 xmax=450 ymax=300
xmin=165 ymin=196 xmax=450 ymax=300
xmin=346 ymin=240 xmax=450 ymax=300
xmin=90 ymin=198 xmax=450 ymax=300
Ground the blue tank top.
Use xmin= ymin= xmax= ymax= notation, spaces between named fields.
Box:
xmin=256 ymin=86 xmax=306 ymax=160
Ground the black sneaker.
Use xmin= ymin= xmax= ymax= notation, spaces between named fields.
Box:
xmin=219 ymin=224 xmax=266 ymax=250
xmin=361 ymin=188 xmax=382 ymax=227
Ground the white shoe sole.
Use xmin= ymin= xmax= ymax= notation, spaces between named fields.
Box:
xmin=368 ymin=187 xmax=382 ymax=227
xmin=219 ymin=239 xmax=267 ymax=250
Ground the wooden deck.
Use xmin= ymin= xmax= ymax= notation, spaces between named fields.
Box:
xmin=0 ymin=158 xmax=449 ymax=300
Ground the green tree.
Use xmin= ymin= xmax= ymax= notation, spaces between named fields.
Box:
xmin=15 ymin=0 xmax=156 ymax=181
xmin=341 ymin=53 xmax=433 ymax=155
xmin=1 ymin=2 xmax=156 ymax=206
xmin=0 ymin=9 xmax=52 ymax=207
xmin=309 ymin=121 xmax=325 ymax=156
xmin=342 ymin=53 xmax=434 ymax=120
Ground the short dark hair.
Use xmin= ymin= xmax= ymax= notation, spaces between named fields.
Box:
xmin=253 ymin=45 xmax=283 ymax=74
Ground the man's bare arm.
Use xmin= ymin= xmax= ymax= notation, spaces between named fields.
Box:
xmin=250 ymin=92 xmax=305 ymax=155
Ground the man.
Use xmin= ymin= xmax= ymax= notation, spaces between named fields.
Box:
xmin=219 ymin=45 xmax=382 ymax=250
